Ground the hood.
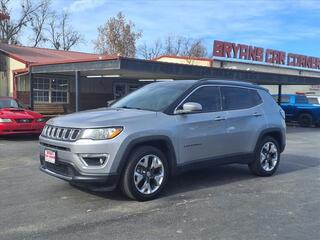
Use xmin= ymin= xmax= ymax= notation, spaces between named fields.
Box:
xmin=0 ymin=108 xmax=43 ymax=119
xmin=47 ymin=107 xmax=157 ymax=128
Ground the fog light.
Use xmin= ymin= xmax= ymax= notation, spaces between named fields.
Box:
xmin=78 ymin=154 xmax=109 ymax=167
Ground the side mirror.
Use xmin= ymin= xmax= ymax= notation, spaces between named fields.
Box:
xmin=175 ymin=102 xmax=202 ymax=114
xmin=107 ymin=99 xmax=115 ymax=107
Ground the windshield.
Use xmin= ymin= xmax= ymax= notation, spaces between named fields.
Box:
xmin=111 ymin=81 xmax=194 ymax=111
xmin=0 ymin=99 xmax=20 ymax=109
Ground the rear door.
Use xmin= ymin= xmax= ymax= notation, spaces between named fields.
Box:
xmin=221 ymin=86 xmax=266 ymax=155
xmin=175 ymin=86 xmax=228 ymax=165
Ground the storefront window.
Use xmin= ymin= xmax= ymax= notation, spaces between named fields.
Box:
xmin=113 ymin=82 xmax=141 ymax=99
xmin=33 ymin=78 xmax=69 ymax=103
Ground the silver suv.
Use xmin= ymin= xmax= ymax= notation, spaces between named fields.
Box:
xmin=39 ymin=80 xmax=286 ymax=201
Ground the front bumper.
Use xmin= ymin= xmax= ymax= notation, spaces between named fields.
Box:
xmin=38 ymin=134 xmax=127 ymax=190
xmin=39 ymin=155 xmax=118 ymax=191
xmin=0 ymin=122 xmax=45 ymax=135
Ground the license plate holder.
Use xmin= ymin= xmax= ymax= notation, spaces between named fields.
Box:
xmin=44 ymin=149 xmax=56 ymax=164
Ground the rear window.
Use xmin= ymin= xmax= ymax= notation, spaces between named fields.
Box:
xmin=308 ymin=97 xmax=320 ymax=104
xmin=221 ymin=87 xmax=262 ymax=110
xmin=295 ymin=95 xmax=308 ymax=104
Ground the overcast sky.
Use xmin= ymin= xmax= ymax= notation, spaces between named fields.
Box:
xmin=9 ymin=0 xmax=320 ymax=57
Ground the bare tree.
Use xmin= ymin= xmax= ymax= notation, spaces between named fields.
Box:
xmin=0 ymin=0 xmax=44 ymax=44
xmin=139 ymin=35 xmax=208 ymax=60
xmin=162 ymin=35 xmax=208 ymax=58
xmin=47 ymin=11 xmax=82 ymax=51
xmin=163 ymin=35 xmax=184 ymax=56
xmin=138 ymin=39 xmax=163 ymax=60
xmin=29 ymin=0 xmax=52 ymax=47
xmin=182 ymin=39 xmax=208 ymax=58
xmin=94 ymin=12 xmax=142 ymax=57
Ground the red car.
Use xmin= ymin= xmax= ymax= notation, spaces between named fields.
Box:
xmin=0 ymin=97 xmax=46 ymax=135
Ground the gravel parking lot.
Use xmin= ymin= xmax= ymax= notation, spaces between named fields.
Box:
xmin=0 ymin=126 xmax=319 ymax=240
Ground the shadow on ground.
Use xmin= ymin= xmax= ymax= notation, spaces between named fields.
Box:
xmin=73 ymin=153 xmax=319 ymax=201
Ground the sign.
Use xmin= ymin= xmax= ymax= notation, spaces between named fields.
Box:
xmin=213 ymin=40 xmax=320 ymax=70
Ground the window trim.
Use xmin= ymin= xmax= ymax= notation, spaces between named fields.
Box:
xmin=174 ymin=84 xmax=264 ymax=114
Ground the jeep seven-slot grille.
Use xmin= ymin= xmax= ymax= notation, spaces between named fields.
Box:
xmin=42 ymin=125 xmax=81 ymax=141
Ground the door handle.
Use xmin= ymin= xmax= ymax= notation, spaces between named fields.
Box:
xmin=214 ymin=116 xmax=226 ymax=121
xmin=253 ymin=112 xmax=263 ymax=117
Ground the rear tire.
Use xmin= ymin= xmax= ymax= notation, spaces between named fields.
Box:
xmin=249 ymin=136 xmax=280 ymax=176
xmin=299 ymin=113 xmax=313 ymax=127
xmin=120 ymin=146 xmax=169 ymax=201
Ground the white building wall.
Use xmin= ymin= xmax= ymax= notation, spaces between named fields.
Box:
xmin=262 ymin=85 xmax=320 ymax=95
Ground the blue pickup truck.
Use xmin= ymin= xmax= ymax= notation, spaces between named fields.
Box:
xmin=273 ymin=94 xmax=320 ymax=127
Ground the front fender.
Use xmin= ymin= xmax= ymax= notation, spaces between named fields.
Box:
xmin=110 ymin=134 xmax=178 ymax=176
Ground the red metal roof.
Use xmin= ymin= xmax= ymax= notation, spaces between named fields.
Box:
xmin=30 ymin=55 xmax=120 ymax=67
xmin=0 ymin=43 xmax=101 ymax=65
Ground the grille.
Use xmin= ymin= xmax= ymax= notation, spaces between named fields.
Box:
xmin=42 ymin=125 xmax=81 ymax=141
xmin=16 ymin=119 xmax=33 ymax=123
xmin=39 ymin=142 xmax=71 ymax=151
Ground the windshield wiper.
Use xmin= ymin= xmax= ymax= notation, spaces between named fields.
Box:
xmin=120 ymin=106 xmax=142 ymax=110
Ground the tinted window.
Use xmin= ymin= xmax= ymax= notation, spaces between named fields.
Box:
xmin=181 ymin=86 xmax=221 ymax=112
xmin=295 ymin=95 xmax=308 ymax=104
xmin=221 ymin=87 xmax=262 ymax=110
xmin=308 ymin=97 xmax=319 ymax=104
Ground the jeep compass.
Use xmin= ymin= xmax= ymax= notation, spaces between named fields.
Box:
xmin=39 ymin=80 xmax=286 ymax=201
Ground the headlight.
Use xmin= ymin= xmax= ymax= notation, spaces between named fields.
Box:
xmin=36 ymin=118 xmax=46 ymax=122
xmin=0 ymin=118 xmax=13 ymax=123
xmin=80 ymin=127 xmax=123 ymax=140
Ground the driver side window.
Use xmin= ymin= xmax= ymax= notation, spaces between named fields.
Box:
xmin=180 ymin=86 xmax=221 ymax=112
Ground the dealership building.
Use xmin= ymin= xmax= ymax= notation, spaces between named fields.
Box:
xmin=0 ymin=40 xmax=320 ymax=115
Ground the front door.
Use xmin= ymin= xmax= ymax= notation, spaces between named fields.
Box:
xmin=175 ymin=86 xmax=228 ymax=165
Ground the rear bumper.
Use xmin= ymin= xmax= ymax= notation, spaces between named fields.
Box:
xmin=39 ymin=155 xmax=118 ymax=191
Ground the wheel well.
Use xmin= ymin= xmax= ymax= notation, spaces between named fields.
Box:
xmin=298 ymin=111 xmax=313 ymax=119
xmin=121 ymin=139 xmax=177 ymax=176
xmin=261 ymin=131 xmax=283 ymax=151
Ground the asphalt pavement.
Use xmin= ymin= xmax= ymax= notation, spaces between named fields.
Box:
xmin=0 ymin=126 xmax=319 ymax=240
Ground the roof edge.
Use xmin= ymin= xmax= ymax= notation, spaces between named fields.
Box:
xmin=0 ymin=49 xmax=28 ymax=64
xmin=153 ymin=55 xmax=213 ymax=62
xmin=29 ymin=55 xmax=120 ymax=67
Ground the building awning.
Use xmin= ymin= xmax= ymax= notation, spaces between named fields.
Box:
xmin=30 ymin=57 xmax=320 ymax=85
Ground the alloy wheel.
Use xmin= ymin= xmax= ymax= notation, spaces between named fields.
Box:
xmin=133 ymin=154 xmax=164 ymax=194
xmin=260 ymin=142 xmax=278 ymax=171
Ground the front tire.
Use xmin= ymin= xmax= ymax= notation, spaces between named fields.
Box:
xmin=120 ymin=146 xmax=169 ymax=201
xmin=249 ymin=136 xmax=280 ymax=176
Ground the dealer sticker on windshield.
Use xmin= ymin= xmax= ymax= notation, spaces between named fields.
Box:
xmin=44 ymin=149 xmax=56 ymax=164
